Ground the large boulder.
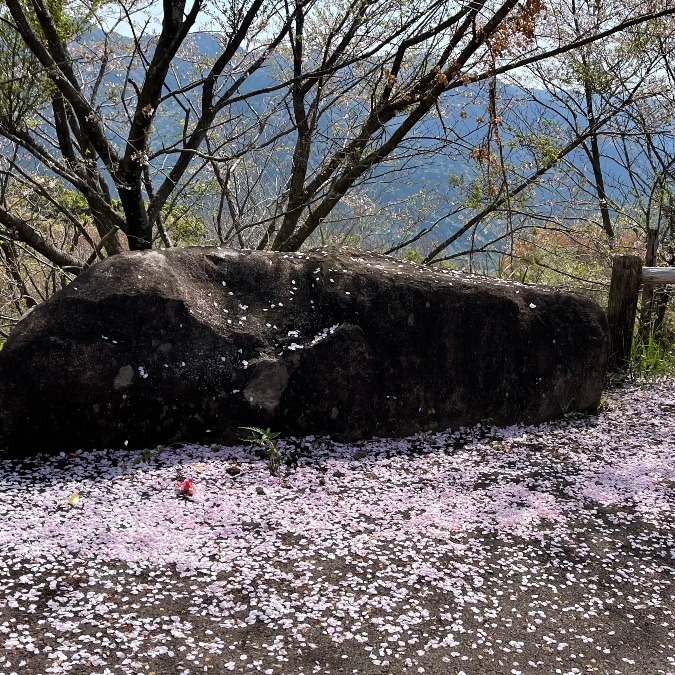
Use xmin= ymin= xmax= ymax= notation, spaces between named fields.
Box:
xmin=0 ymin=247 xmax=609 ymax=454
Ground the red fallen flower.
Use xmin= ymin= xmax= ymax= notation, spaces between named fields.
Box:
xmin=175 ymin=477 xmax=196 ymax=497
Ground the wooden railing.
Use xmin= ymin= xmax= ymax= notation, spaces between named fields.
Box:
xmin=641 ymin=267 xmax=675 ymax=284
xmin=607 ymin=255 xmax=675 ymax=369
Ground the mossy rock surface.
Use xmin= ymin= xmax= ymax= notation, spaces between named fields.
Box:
xmin=0 ymin=246 xmax=609 ymax=455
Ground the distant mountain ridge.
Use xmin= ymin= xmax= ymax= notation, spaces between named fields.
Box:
xmin=47 ymin=29 xmax=647 ymax=250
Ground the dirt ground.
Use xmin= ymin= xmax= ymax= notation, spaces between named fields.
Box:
xmin=1 ymin=379 xmax=674 ymax=675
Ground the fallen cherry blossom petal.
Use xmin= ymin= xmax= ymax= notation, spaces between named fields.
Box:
xmin=0 ymin=378 xmax=673 ymax=674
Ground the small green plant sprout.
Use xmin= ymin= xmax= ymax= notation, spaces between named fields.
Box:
xmin=240 ymin=426 xmax=282 ymax=476
xmin=132 ymin=444 xmax=164 ymax=465
xmin=133 ymin=448 xmax=153 ymax=465
xmin=630 ymin=333 xmax=675 ymax=380
xmin=560 ymin=399 xmax=576 ymax=415
xmin=422 ymin=407 xmax=439 ymax=432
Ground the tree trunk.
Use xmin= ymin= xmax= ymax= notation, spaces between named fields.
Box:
xmin=118 ymin=182 xmax=152 ymax=250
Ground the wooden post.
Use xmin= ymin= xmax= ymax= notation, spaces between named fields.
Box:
xmin=607 ymin=255 xmax=643 ymax=371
